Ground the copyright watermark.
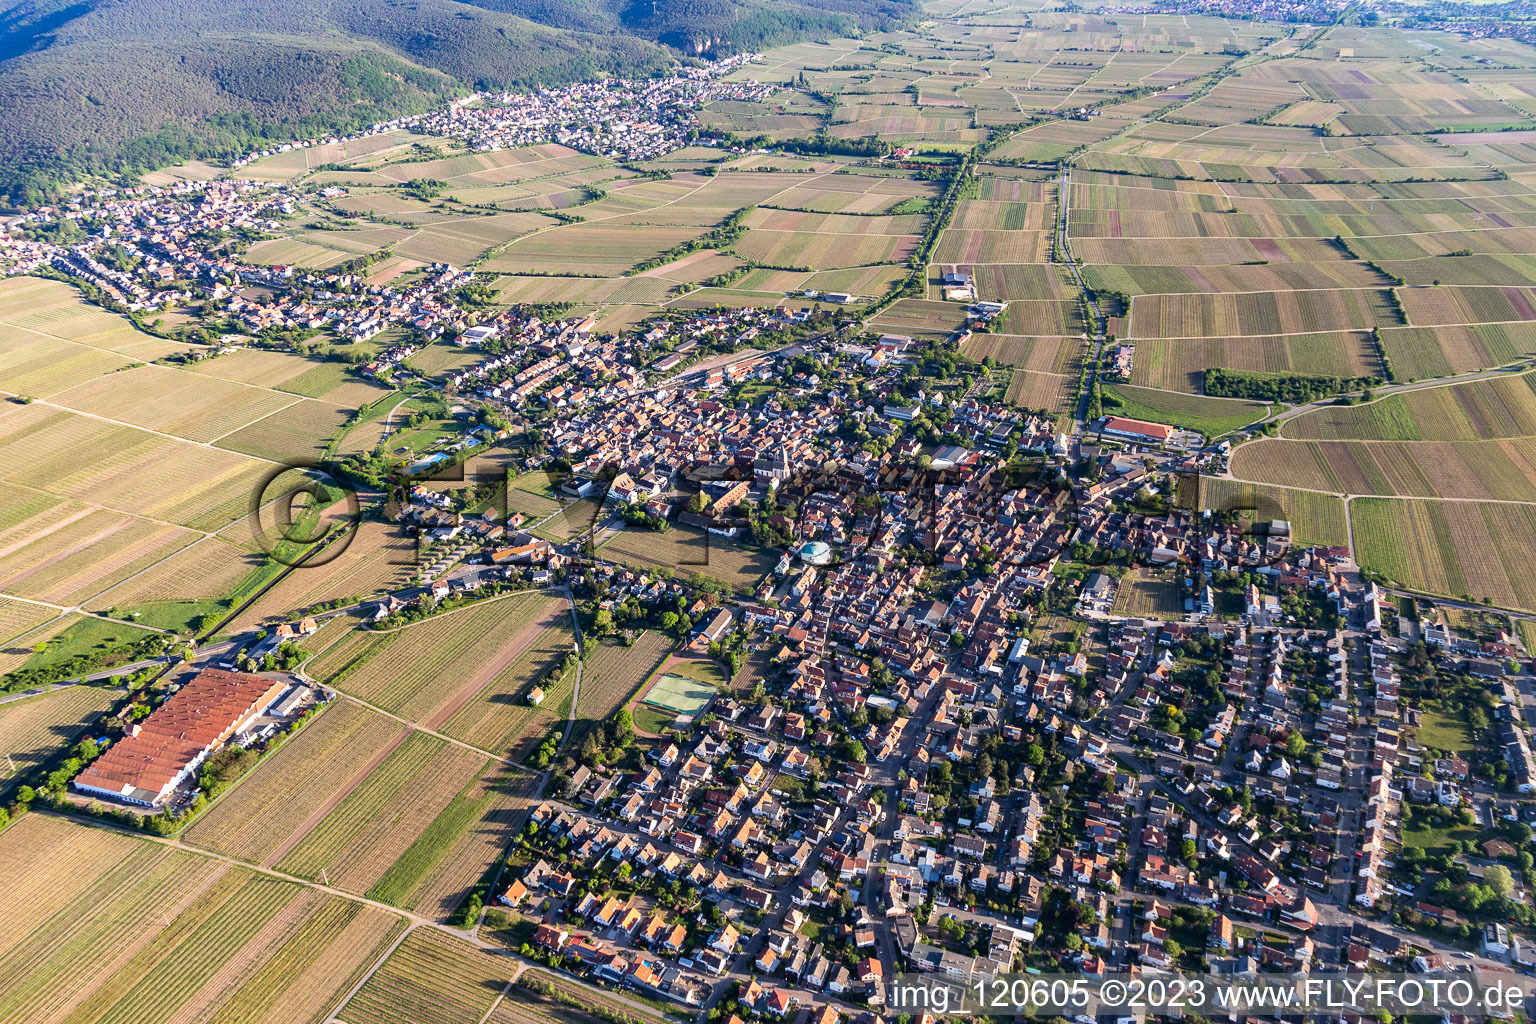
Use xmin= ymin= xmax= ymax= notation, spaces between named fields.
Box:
xmin=887 ymin=972 xmax=1534 ymax=1017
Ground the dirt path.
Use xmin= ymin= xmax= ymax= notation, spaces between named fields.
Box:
xmin=259 ymin=725 xmax=413 ymax=869
xmin=422 ymin=594 xmax=568 ymax=733
xmin=560 ymin=588 xmax=583 ymax=747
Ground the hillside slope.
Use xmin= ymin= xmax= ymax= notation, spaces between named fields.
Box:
xmin=0 ymin=0 xmax=915 ymax=203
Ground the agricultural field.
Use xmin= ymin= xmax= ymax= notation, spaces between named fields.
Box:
xmin=0 ymin=280 xmax=196 ymax=398
xmin=1185 ymin=478 xmax=1350 ymax=547
xmin=240 ymin=129 xmax=435 ymax=181
xmin=49 ymin=363 xmax=302 ymax=443
xmin=273 ymin=734 xmax=533 ymax=916
xmin=1230 ymin=437 xmax=1536 ymax=502
xmin=597 ymin=525 xmax=779 ymax=593
xmin=733 ymin=210 xmax=923 ymax=271
xmin=1083 ymin=261 xmax=1388 ymax=296
xmin=188 ymin=348 xmax=391 ymax=403
xmin=0 ymin=813 xmax=406 ymax=1024
xmin=220 ymin=521 xmax=419 ymax=634
xmin=0 ymin=593 xmax=59 ymax=651
xmin=337 ymin=927 xmax=511 ymax=1024
xmin=1351 ymin=498 xmax=1536 ymax=610
xmin=187 ymin=695 xmax=538 ymax=916
xmin=214 ymin=397 xmax=363 ymax=464
xmin=1102 ymin=385 xmax=1267 ymax=437
xmin=1006 ymin=369 xmax=1078 ymax=421
xmin=960 ymin=333 xmax=1082 ymax=374
xmin=760 ymin=173 xmax=938 ymax=214
xmin=486 ymin=223 xmax=707 ymax=276
xmin=0 ymin=503 xmax=199 ymax=606
xmin=0 ymin=684 xmax=114 ymax=785
xmin=1127 ymin=289 xmax=1390 ymax=339
xmin=1130 ymin=332 xmax=1383 ymax=392
xmin=308 ymin=593 xmax=576 ymax=749
xmin=186 ymin=699 xmax=409 ymax=863
xmin=1380 ymin=323 xmax=1536 ymax=381
xmin=1283 ymin=372 xmax=1536 ymax=442
xmin=1398 ymin=286 xmax=1536 ymax=328
xmin=935 ymin=228 xmax=1051 ymax=264
xmin=576 ymin=629 xmax=675 ymax=733
xmin=1111 ymin=571 xmax=1184 ymax=618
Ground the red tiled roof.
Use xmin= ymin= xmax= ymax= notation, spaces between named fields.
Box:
xmin=75 ymin=669 xmax=286 ymax=801
xmin=1103 ymin=416 xmax=1171 ymax=440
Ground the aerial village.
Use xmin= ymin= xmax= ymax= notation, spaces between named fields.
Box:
xmin=3 ymin=42 xmax=1536 ymax=1024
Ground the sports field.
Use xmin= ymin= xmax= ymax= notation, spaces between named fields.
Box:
xmin=643 ymin=671 xmax=717 ymax=715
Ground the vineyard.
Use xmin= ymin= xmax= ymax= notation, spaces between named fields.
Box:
xmin=272 ymin=732 xmax=482 ymax=882
xmin=0 ymin=685 xmax=114 ymax=783
xmin=1111 ymin=572 xmax=1183 ymax=617
xmin=338 ymin=927 xmax=510 ymax=1024
xmin=1190 ymin=478 xmax=1350 ymax=547
xmin=1128 ymin=289 xmax=1386 ymax=339
xmin=598 ymin=528 xmax=779 ymax=594
xmin=1351 ymin=498 xmax=1536 ymax=610
xmin=1398 ymin=285 xmax=1536 ymax=328
xmin=0 ymin=815 xmax=404 ymax=1024
xmin=1230 ymin=437 xmax=1536 ymax=502
xmin=1380 ymin=322 xmax=1536 ymax=381
xmin=1129 ymin=331 xmax=1380 ymax=392
xmin=376 ymin=765 xmax=539 ymax=920
xmin=308 ymin=593 xmax=572 ymax=726
xmin=436 ymin=602 xmax=577 ymax=758
xmin=1284 ymin=371 xmax=1536 ymax=442
xmin=958 ymin=332 xmax=1080 ymax=374
xmin=574 ymin=631 xmax=676 ymax=747
xmin=185 ymin=700 xmax=406 ymax=863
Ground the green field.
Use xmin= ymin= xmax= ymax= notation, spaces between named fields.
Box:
xmin=1103 ymin=385 xmax=1269 ymax=438
xmin=1416 ymin=709 xmax=1475 ymax=756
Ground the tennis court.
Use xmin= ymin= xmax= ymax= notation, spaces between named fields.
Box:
xmin=642 ymin=672 xmax=716 ymax=715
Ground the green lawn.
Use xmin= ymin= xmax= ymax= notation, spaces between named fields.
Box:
xmin=633 ymin=705 xmax=680 ymax=735
xmin=1103 ymin=384 xmax=1269 ymax=438
xmin=110 ymin=599 xmax=226 ymax=634
xmin=1401 ymin=815 xmax=1479 ymax=858
xmin=1417 ymin=709 xmax=1474 ymax=755
xmin=22 ymin=617 xmax=157 ymax=672
xmin=665 ymin=657 xmax=727 ymax=687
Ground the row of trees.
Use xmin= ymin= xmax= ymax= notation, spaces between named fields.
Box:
xmin=1205 ymin=368 xmax=1384 ymax=404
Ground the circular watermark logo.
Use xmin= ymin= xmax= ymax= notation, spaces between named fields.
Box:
xmin=249 ymin=463 xmax=361 ymax=569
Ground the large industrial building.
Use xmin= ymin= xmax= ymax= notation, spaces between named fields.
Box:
xmin=73 ymin=668 xmax=288 ymax=808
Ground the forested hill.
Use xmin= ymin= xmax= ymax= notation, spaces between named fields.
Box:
xmin=0 ymin=0 xmax=916 ymax=205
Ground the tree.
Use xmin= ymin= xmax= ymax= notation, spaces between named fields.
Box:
xmin=1485 ymin=864 xmax=1515 ymax=899
xmin=687 ymin=491 xmax=709 ymax=514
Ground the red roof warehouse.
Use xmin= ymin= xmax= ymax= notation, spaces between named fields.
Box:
xmin=1101 ymin=416 xmax=1172 ymax=444
xmin=73 ymin=669 xmax=288 ymax=807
